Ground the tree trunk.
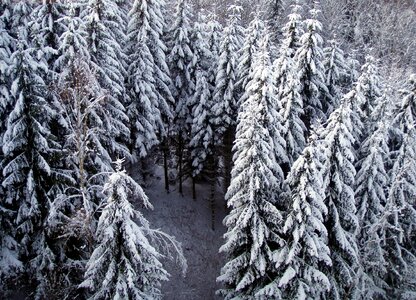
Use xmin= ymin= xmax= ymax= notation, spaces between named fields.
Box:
xmin=210 ymin=176 xmax=215 ymax=231
xmin=178 ymin=133 xmax=184 ymax=196
xmin=223 ymin=127 xmax=235 ymax=194
xmin=162 ymin=138 xmax=169 ymax=193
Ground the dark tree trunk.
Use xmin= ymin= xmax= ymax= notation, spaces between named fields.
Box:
xmin=178 ymin=133 xmax=184 ymax=196
xmin=162 ymin=138 xmax=169 ymax=193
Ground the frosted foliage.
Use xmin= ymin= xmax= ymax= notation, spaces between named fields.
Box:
xmin=295 ymin=9 xmax=329 ymax=128
xmin=280 ymin=3 xmax=303 ymax=55
xmin=381 ymin=75 xmax=416 ymax=296
xmin=127 ymin=0 xmax=173 ymax=157
xmin=320 ymin=98 xmax=360 ymax=299
xmin=264 ymin=0 xmax=285 ymax=39
xmin=217 ymin=41 xmax=285 ymax=298
xmin=382 ymin=130 xmax=416 ymax=297
xmin=354 ymin=124 xmax=389 ymax=299
xmin=188 ymin=21 xmax=215 ymax=176
xmin=206 ymin=20 xmax=222 ymax=92
xmin=31 ymin=0 xmax=66 ymax=69
xmin=57 ymin=59 xmax=116 ymax=211
xmin=54 ymin=9 xmax=91 ymax=72
xmin=2 ymin=42 xmax=59 ymax=297
xmin=275 ymin=133 xmax=331 ymax=299
xmin=82 ymin=0 xmax=130 ymax=159
xmin=10 ymin=0 xmax=33 ymax=42
xmin=393 ymin=74 xmax=416 ymax=136
xmin=80 ymin=162 xmax=169 ymax=299
xmin=274 ymin=5 xmax=306 ymax=166
xmin=241 ymin=35 xmax=287 ymax=177
xmin=323 ymin=39 xmax=348 ymax=114
xmin=212 ymin=8 xmax=243 ymax=143
xmin=273 ymin=2 xmax=306 ymax=166
xmin=189 ymin=70 xmax=213 ymax=176
xmin=0 ymin=17 xmax=12 ymax=135
xmin=236 ymin=17 xmax=265 ymax=108
xmin=0 ymin=205 xmax=21 ymax=284
xmin=355 ymin=55 xmax=383 ymax=135
xmin=168 ymin=0 xmax=194 ymax=138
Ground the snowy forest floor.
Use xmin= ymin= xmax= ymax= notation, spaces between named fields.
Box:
xmin=138 ymin=166 xmax=227 ymax=300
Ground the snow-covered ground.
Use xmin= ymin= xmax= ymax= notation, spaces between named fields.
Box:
xmin=141 ymin=167 xmax=227 ymax=300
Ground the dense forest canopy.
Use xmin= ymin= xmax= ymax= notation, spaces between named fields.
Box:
xmin=1 ymin=0 xmax=416 ymax=299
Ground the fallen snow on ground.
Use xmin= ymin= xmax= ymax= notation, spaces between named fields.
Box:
xmin=141 ymin=167 xmax=227 ymax=300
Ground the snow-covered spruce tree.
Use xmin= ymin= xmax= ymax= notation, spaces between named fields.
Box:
xmin=272 ymin=131 xmax=331 ymax=299
xmin=320 ymin=96 xmax=360 ymax=299
xmin=242 ymin=34 xmax=287 ymax=178
xmin=54 ymin=7 xmax=90 ymax=72
xmin=354 ymin=122 xmax=390 ymax=299
xmin=345 ymin=49 xmax=360 ymax=87
xmin=382 ymin=129 xmax=416 ymax=298
xmin=236 ymin=16 xmax=265 ymax=109
xmin=336 ymin=86 xmax=365 ymax=148
xmin=323 ymin=38 xmax=349 ymax=114
xmin=0 ymin=4 xmax=22 ymax=289
xmin=217 ymin=47 xmax=285 ymax=298
xmin=188 ymin=19 xmax=214 ymax=195
xmin=80 ymin=159 xmax=185 ymax=299
xmin=264 ymin=0 xmax=285 ymax=44
xmin=30 ymin=0 xmax=67 ymax=72
xmin=206 ymin=18 xmax=222 ymax=93
xmin=295 ymin=7 xmax=329 ymax=130
xmin=82 ymin=0 xmax=130 ymax=161
xmin=274 ymin=2 xmax=306 ymax=171
xmin=2 ymin=41 xmax=61 ymax=298
xmin=212 ymin=4 xmax=243 ymax=192
xmin=10 ymin=0 xmax=33 ymax=44
xmin=168 ymin=0 xmax=194 ymax=195
xmin=383 ymin=76 xmax=416 ymax=295
xmin=127 ymin=0 xmax=173 ymax=160
xmin=0 ymin=13 xmax=13 ymax=139
xmin=355 ymin=55 xmax=383 ymax=132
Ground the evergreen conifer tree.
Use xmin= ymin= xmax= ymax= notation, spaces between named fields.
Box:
xmin=2 ymin=41 xmax=59 ymax=298
xmin=168 ymin=0 xmax=194 ymax=194
xmin=10 ymin=0 xmax=33 ymax=43
xmin=264 ymin=0 xmax=285 ymax=43
xmin=30 ymin=0 xmax=66 ymax=72
xmin=82 ymin=0 xmax=130 ymax=160
xmin=274 ymin=2 xmax=306 ymax=170
xmin=189 ymin=20 xmax=214 ymax=179
xmin=275 ymin=132 xmax=331 ymax=299
xmin=212 ymin=5 xmax=243 ymax=192
xmin=296 ymin=7 xmax=329 ymax=129
xmin=354 ymin=123 xmax=390 ymax=299
xmin=355 ymin=55 xmax=383 ymax=137
xmin=236 ymin=16 xmax=265 ymax=109
xmin=217 ymin=35 xmax=285 ymax=298
xmin=127 ymin=0 xmax=173 ymax=159
xmin=323 ymin=39 xmax=349 ymax=114
xmin=80 ymin=159 xmax=169 ymax=299
xmin=320 ymin=96 xmax=360 ymax=299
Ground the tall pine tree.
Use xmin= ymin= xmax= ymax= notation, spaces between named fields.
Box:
xmin=218 ymin=35 xmax=286 ymax=300
xmin=295 ymin=7 xmax=328 ymax=130
xmin=275 ymin=132 xmax=331 ymax=299
xmin=274 ymin=2 xmax=306 ymax=170
xmin=320 ymin=95 xmax=360 ymax=299
xmin=2 ymin=41 xmax=60 ymax=298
